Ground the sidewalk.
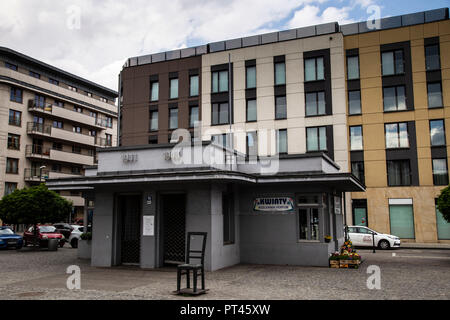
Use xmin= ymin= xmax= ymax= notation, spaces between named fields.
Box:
xmin=400 ymin=242 xmax=450 ymax=250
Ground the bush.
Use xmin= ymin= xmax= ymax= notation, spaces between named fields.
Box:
xmin=437 ymin=185 xmax=450 ymax=223
xmin=80 ymin=232 xmax=92 ymax=240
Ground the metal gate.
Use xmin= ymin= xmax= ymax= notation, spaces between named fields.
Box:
xmin=119 ymin=195 xmax=141 ymax=264
xmin=162 ymin=194 xmax=186 ymax=265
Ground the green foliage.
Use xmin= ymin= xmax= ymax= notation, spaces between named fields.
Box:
xmin=0 ymin=184 xmax=72 ymax=225
xmin=80 ymin=232 xmax=92 ymax=240
xmin=437 ymin=185 xmax=450 ymax=223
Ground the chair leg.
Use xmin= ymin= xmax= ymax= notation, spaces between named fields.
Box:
xmin=186 ymin=269 xmax=190 ymax=288
xmin=177 ymin=269 xmax=181 ymax=292
xmin=193 ymin=269 xmax=198 ymax=293
xmin=201 ymin=268 xmax=205 ymax=290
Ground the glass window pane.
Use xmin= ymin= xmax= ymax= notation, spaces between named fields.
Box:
xmin=430 ymin=120 xmax=445 ymax=146
xmin=305 ymin=93 xmax=317 ymax=116
xmin=385 ymin=124 xmax=399 ymax=148
xmin=277 ymin=130 xmax=287 ymax=154
xmin=190 ymin=107 xmax=199 ymax=127
xmin=316 ymin=57 xmax=324 ymax=80
xmin=317 ymin=92 xmax=325 ymax=115
xmin=348 ymin=90 xmax=361 ymax=114
xmin=354 ymin=207 xmax=367 ymax=226
xmin=310 ymin=208 xmax=319 ymax=240
xmin=247 ymin=99 xmax=257 ymax=122
xmin=351 ymin=162 xmax=365 ymax=184
xmin=395 ymin=50 xmax=404 ymax=74
xmin=319 ymin=127 xmax=327 ymax=150
xmin=275 ymin=63 xmax=286 ymax=85
xmin=219 ymin=103 xmax=229 ymax=124
xmin=433 ymin=159 xmax=448 ymax=185
xmin=170 ymin=79 xmax=178 ymax=99
xmin=247 ymin=132 xmax=257 ymax=156
xmin=299 ymin=209 xmax=308 ymax=240
xmin=436 ymin=205 xmax=450 ymax=240
xmin=212 ymin=72 xmax=219 ymax=93
xmin=190 ymin=75 xmax=199 ymax=96
xmin=212 ymin=104 xmax=219 ymax=125
xmin=304 ymin=59 xmax=315 ymax=82
xmin=347 ymin=56 xmax=359 ymax=80
xmin=350 ymin=126 xmax=363 ymax=150
xmin=425 ymin=45 xmax=440 ymax=71
xmin=219 ymin=71 xmax=228 ymax=92
xmin=169 ymin=108 xmax=178 ymax=129
xmin=396 ymin=86 xmax=406 ymax=110
xmin=246 ymin=66 xmax=256 ymax=88
xmin=151 ymin=82 xmax=159 ymax=101
xmin=275 ymin=96 xmax=287 ymax=119
xmin=428 ymin=83 xmax=443 ymax=108
xmin=307 ymin=127 xmax=318 ymax=151
xmin=399 ymin=123 xmax=409 ymax=148
xmin=389 ymin=205 xmax=415 ymax=238
xmin=383 ymin=87 xmax=396 ymax=111
xmin=382 ymin=52 xmax=394 ymax=76
xmin=150 ymin=111 xmax=158 ymax=131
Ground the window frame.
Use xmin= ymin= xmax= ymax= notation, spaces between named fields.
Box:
xmin=9 ymin=109 xmax=22 ymax=126
xmin=427 ymin=82 xmax=443 ymax=109
xmin=246 ymin=99 xmax=257 ymax=123
xmin=211 ymin=70 xmax=229 ymax=93
xmin=10 ymin=87 xmax=23 ymax=103
xmin=381 ymin=49 xmax=405 ymax=76
xmin=7 ymin=133 xmax=20 ymax=150
xmin=349 ymin=125 xmax=363 ymax=151
xmin=351 ymin=161 xmax=365 ymax=185
xmin=304 ymin=57 xmax=325 ymax=82
xmin=429 ymin=119 xmax=446 ymax=147
xmin=211 ymin=102 xmax=230 ymax=126
xmin=149 ymin=110 xmax=159 ymax=132
xmin=432 ymin=158 xmax=449 ymax=186
xmin=305 ymin=91 xmax=326 ymax=117
xmin=306 ymin=126 xmax=327 ymax=152
xmin=383 ymin=85 xmax=407 ymax=112
xmin=385 ymin=122 xmax=409 ymax=149
xmin=387 ymin=160 xmax=412 ymax=186
xmin=348 ymin=90 xmax=362 ymax=115
xmin=6 ymin=158 xmax=19 ymax=174
xmin=189 ymin=105 xmax=199 ymax=128
xmin=189 ymin=75 xmax=199 ymax=97
xmin=277 ymin=129 xmax=288 ymax=155
xmin=274 ymin=62 xmax=286 ymax=86
xmin=347 ymin=55 xmax=360 ymax=80
xmin=425 ymin=44 xmax=441 ymax=71
xmin=275 ymin=95 xmax=287 ymax=120
xmin=246 ymin=65 xmax=256 ymax=89
xmin=169 ymin=107 xmax=178 ymax=130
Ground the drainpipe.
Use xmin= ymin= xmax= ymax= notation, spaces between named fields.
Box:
xmin=228 ymin=53 xmax=233 ymax=171
xmin=117 ymin=72 xmax=122 ymax=147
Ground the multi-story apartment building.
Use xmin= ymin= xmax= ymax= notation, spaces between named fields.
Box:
xmin=342 ymin=9 xmax=450 ymax=242
xmin=118 ymin=8 xmax=449 ymax=243
xmin=0 ymin=47 xmax=118 ymax=220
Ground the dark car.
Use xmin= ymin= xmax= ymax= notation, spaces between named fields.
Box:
xmin=23 ymin=225 xmax=64 ymax=248
xmin=0 ymin=227 xmax=23 ymax=250
xmin=53 ymin=223 xmax=73 ymax=246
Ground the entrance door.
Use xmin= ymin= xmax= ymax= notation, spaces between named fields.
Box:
xmin=118 ymin=195 xmax=141 ymax=264
xmin=162 ymin=194 xmax=186 ymax=265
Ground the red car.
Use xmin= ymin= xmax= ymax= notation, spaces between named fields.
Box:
xmin=23 ymin=225 xmax=65 ymax=248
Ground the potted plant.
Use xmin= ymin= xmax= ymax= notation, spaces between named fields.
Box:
xmin=324 ymin=235 xmax=332 ymax=243
xmin=78 ymin=231 xmax=92 ymax=259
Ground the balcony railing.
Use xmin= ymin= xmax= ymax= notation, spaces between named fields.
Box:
xmin=95 ymin=137 xmax=112 ymax=147
xmin=25 ymin=145 xmax=51 ymax=157
xmin=27 ymin=122 xmax=52 ymax=135
xmin=24 ymin=168 xmax=50 ymax=181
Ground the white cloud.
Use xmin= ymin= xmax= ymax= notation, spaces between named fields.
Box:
xmin=0 ymin=0 xmax=373 ymax=91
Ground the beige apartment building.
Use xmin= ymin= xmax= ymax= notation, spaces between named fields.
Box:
xmin=0 ymin=47 xmax=118 ymax=220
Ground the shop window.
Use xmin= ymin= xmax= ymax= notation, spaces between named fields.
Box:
xmin=298 ymin=208 xmax=319 ymax=241
xmin=389 ymin=200 xmax=415 ymax=239
xmin=352 ymin=200 xmax=368 ymax=226
xmin=435 ymin=199 xmax=450 ymax=240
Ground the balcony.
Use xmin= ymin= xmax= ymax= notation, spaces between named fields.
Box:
xmin=27 ymin=122 xmax=52 ymax=136
xmin=24 ymin=168 xmax=49 ymax=182
xmin=52 ymin=127 xmax=96 ymax=146
xmin=25 ymin=145 xmax=51 ymax=159
xmin=50 ymin=149 xmax=94 ymax=166
xmin=28 ymin=99 xmax=109 ymax=129
xmin=95 ymin=137 xmax=112 ymax=147
xmin=48 ymin=171 xmax=82 ymax=179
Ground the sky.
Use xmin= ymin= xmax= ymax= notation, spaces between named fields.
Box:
xmin=0 ymin=0 xmax=447 ymax=92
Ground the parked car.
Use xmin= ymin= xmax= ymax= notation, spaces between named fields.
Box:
xmin=346 ymin=226 xmax=401 ymax=249
xmin=23 ymin=225 xmax=65 ymax=248
xmin=68 ymin=225 xmax=84 ymax=248
xmin=53 ymin=223 xmax=73 ymax=247
xmin=0 ymin=227 xmax=23 ymax=250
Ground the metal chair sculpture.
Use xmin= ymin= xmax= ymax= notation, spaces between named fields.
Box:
xmin=176 ymin=232 xmax=207 ymax=295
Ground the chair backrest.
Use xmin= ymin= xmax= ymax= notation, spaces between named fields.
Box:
xmin=186 ymin=232 xmax=207 ymax=265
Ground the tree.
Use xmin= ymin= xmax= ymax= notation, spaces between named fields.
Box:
xmin=0 ymin=184 xmax=72 ymax=247
xmin=437 ymin=185 xmax=450 ymax=223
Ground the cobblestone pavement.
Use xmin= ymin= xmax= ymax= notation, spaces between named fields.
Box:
xmin=0 ymin=246 xmax=449 ymax=300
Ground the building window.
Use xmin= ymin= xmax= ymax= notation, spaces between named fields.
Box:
xmin=51 ymin=164 xmax=62 ymax=173
xmin=246 ymin=131 xmax=258 ymax=157
xmin=29 ymin=71 xmax=40 ymax=79
xmin=72 ymin=145 xmax=81 ymax=154
xmin=425 ymin=44 xmax=440 ymax=71
xmin=223 ymin=192 xmax=235 ymax=244
xmin=383 ymin=86 xmax=406 ymax=112
xmin=73 ymin=126 xmax=81 ymax=133
xmin=350 ymin=126 xmax=363 ymax=151
xmin=430 ymin=119 xmax=445 ymax=146
xmin=387 ymin=160 xmax=411 ymax=186
xmin=4 ymin=182 xmax=17 ymax=196
xmin=348 ymin=90 xmax=361 ymax=115
xmin=382 ymin=50 xmax=404 ymax=76
xmin=427 ymin=82 xmax=443 ymax=108
xmin=89 ymin=111 xmax=97 ymax=118
xmin=7 ymin=134 xmax=20 ymax=150
xmin=52 ymin=142 xmax=63 ymax=151
xmin=6 ymin=158 xmax=19 ymax=174
xmin=433 ymin=159 xmax=449 ymax=186
xmin=34 ymin=94 xmax=45 ymax=108
xmin=246 ymin=66 xmax=256 ymax=89
xmin=352 ymin=200 xmax=368 ymax=226
xmin=73 ymin=106 xmax=83 ymax=113
xmin=436 ymin=200 xmax=450 ymax=240
xmin=9 ymin=109 xmax=22 ymax=126
xmin=212 ymin=133 xmax=231 ymax=149
xmin=306 ymin=127 xmax=327 ymax=152
xmin=68 ymin=85 xmax=77 ymax=92
xmin=149 ymin=80 xmax=158 ymax=101
xmin=72 ymin=167 xmax=82 ymax=175
xmin=54 ymin=100 xmax=64 ymax=108
xmin=212 ymin=102 xmax=229 ymax=125
xmin=169 ymin=108 xmax=178 ymax=129
xmin=169 ymin=78 xmax=178 ymax=99
xmin=105 ymin=134 xmax=112 ymax=146
xmin=10 ymin=87 xmax=22 ymax=103
xmin=246 ymin=99 xmax=257 ymax=122
xmin=5 ymin=62 xmax=18 ymax=71
xmin=189 ymin=106 xmax=199 ymax=128
xmin=275 ymin=96 xmax=287 ymax=120
xmin=148 ymin=136 xmax=158 ymax=144
xmin=89 ymin=130 xmax=96 ymax=137
xmin=277 ymin=129 xmax=287 ymax=154
xmin=347 ymin=55 xmax=359 ymax=80
xmin=149 ymin=110 xmax=158 ymax=131
xmin=49 ymin=78 xmax=59 ymax=85
xmin=298 ymin=207 xmax=319 ymax=240
xmin=106 ymin=116 xmax=112 ymax=128
xmin=274 ymin=62 xmax=286 ymax=85
xmin=52 ymin=121 xmax=63 ymax=129
xmin=389 ymin=200 xmax=415 ymax=238
xmin=190 ymin=75 xmax=199 ymax=97
xmin=212 ymin=70 xmax=228 ymax=93
xmin=385 ymin=123 xmax=409 ymax=149
xmin=305 ymin=91 xmax=325 ymax=116
xmin=351 ymin=162 xmax=365 ymax=185
xmin=304 ymin=57 xmax=324 ymax=82
xmin=100 ymin=97 xmax=107 ymax=103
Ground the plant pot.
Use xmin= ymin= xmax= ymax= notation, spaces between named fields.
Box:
xmin=77 ymin=239 xmax=91 ymax=259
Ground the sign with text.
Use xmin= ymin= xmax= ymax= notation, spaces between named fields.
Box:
xmin=143 ymin=216 xmax=154 ymax=236
xmin=253 ymin=197 xmax=294 ymax=212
